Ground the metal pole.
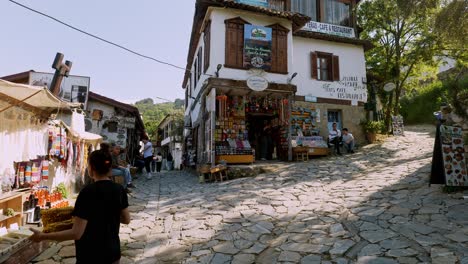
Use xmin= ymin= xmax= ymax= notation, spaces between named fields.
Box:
xmin=287 ymin=93 xmax=293 ymax=162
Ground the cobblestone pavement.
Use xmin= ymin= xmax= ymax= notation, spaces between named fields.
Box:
xmin=33 ymin=125 xmax=468 ymax=264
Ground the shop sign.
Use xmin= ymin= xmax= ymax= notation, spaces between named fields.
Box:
xmin=439 ymin=125 xmax=467 ymax=186
xmin=29 ymin=72 xmax=91 ymax=108
xmin=235 ymin=0 xmax=268 ymax=8
xmin=244 ymin=24 xmax=272 ymax=70
xmin=120 ymin=117 xmax=136 ymax=129
xmin=305 ymin=95 xmax=317 ymax=103
xmin=302 ymin=21 xmax=355 ymax=39
xmin=247 ymin=76 xmax=269 ymax=91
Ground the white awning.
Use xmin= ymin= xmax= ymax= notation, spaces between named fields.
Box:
xmin=0 ymin=79 xmax=71 ymax=111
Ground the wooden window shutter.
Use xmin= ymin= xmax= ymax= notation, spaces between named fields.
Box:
xmin=311 ymin=52 xmax=318 ymax=79
xmin=198 ymin=47 xmax=203 ymax=79
xmin=277 ymin=30 xmax=288 ymax=73
xmin=333 ymin=55 xmax=340 ymax=81
xmin=225 ymin=17 xmax=249 ymax=68
xmin=204 ymin=21 xmax=211 ymax=73
xmin=271 ymin=28 xmax=278 ymax=72
xmin=268 ymin=24 xmax=289 ymax=74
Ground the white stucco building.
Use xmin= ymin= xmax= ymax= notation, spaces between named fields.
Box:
xmin=183 ymin=0 xmax=370 ymax=164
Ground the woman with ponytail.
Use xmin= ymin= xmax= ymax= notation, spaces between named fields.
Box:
xmin=30 ymin=149 xmax=131 ymax=264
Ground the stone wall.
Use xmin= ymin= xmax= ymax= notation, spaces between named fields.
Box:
xmin=294 ymin=101 xmax=366 ymax=145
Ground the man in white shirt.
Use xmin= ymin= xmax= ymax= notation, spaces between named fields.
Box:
xmin=141 ymin=138 xmax=153 ymax=179
xmin=342 ymin=128 xmax=355 ymax=153
xmin=328 ymin=122 xmax=342 ymax=155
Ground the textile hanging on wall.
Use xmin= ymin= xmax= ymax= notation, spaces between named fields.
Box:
xmin=0 ymin=107 xmax=48 ymax=181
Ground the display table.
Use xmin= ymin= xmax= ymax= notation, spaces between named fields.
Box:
xmin=292 ymin=136 xmax=329 ymax=157
xmin=308 ymin=147 xmax=329 ymax=156
xmin=215 ymin=155 xmax=254 ymax=164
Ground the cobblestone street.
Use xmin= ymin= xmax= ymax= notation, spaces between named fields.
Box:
xmin=34 ymin=125 xmax=468 ymax=264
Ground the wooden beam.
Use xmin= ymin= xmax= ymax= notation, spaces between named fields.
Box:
xmin=0 ymin=92 xmax=50 ymax=118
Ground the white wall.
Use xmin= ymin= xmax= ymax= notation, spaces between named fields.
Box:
xmin=209 ymin=8 xmax=294 ymax=85
xmin=185 ymin=7 xmax=368 ymax=124
xmin=292 ymin=37 xmax=368 ymax=103
xmin=85 ymin=100 xmax=128 ymax=148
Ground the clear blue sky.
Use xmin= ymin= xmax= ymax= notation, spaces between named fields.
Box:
xmin=0 ymin=0 xmax=195 ymax=104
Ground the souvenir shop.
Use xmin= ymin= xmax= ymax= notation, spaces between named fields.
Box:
xmin=0 ymin=80 xmax=101 ymax=262
xmin=198 ymin=79 xmax=297 ymax=164
xmin=193 ymin=79 xmax=330 ymax=166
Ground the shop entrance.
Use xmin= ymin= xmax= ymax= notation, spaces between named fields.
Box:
xmin=246 ymin=114 xmax=277 ymax=161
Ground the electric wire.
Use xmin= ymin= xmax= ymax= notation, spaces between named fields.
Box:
xmin=7 ymin=0 xmax=191 ymax=73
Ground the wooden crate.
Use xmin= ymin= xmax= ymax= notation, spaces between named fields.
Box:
xmin=308 ymin=147 xmax=329 ymax=156
xmin=216 ymin=155 xmax=254 ymax=164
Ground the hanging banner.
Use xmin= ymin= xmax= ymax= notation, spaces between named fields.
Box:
xmin=302 ymin=21 xmax=355 ymax=38
xmin=440 ymin=125 xmax=467 ymax=186
xmin=244 ymin=25 xmax=272 ymax=71
xmin=235 ymin=0 xmax=268 ymax=7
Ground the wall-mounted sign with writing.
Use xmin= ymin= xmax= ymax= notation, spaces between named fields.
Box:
xmin=302 ymin=21 xmax=355 ymax=39
xmin=235 ymin=0 xmax=268 ymax=8
xmin=391 ymin=115 xmax=405 ymax=136
xmin=247 ymin=76 xmax=269 ymax=91
xmin=439 ymin=125 xmax=467 ymax=186
xmin=244 ymin=24 xmax=272 ymax=71
xmin=320 ymin=76 xmax=368 ymax=102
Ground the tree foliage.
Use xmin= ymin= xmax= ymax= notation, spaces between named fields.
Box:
xmin=134 ymin=98 xmax=184 ymax=140
xmin=358 ymin=0 xmax=440 ymax=129
xmin=434 ymin=0 xmax=468 ymax=64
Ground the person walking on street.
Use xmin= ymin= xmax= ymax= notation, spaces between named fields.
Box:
xmin=141 ymin=138 xmax=153 ymax=180
xmin=29 ymin=148 xmax=130 ymax=264
xmin=154 ymin=152 xmax=163 ymax=173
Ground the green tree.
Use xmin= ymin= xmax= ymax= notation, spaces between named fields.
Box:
xmin=358 ymin=0 xmax=440 ymax=129
xmin=434 ymin=0 xmax=468 ymax=64
xmin=133 ymin=98 xmax=184 ymax=140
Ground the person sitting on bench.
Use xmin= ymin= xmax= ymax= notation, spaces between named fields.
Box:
xmin=328 ymin=122 xmax=342 ymax=155
xmin=111 ymin=145 xmax=135 ymax=193
xmin=342 ymin=128 xmax=355 ymax=153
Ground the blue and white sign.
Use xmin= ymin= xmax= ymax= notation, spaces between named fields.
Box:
xmin=235 ymin=0 xmax=268 ymax=7
xmin=302 ymin=21 xmax=355 ymax=39
xmin=244 ymin=25 xmax=272 ymax=70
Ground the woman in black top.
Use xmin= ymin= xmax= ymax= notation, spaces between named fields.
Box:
xmin=30 ymin=149 xmax=131 ymax=264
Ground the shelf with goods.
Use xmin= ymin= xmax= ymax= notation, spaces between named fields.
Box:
xmin=291 ymin=107 xmax=320 ymax=136
xmin=0 ymin=192 xmax=23 ymax=229
xmin=215 ymin=116 xmax=254 ymax=164
xmin=291 ymin=107 xmax=328 ymax=156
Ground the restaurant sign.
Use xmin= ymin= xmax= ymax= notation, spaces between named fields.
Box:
xmin=244 ymin=24 xmax=272 ymax=71
xmin=235 ymin=0 xmax=268 ymax=8
xmin=302 ymin=21 xmax=355 ymax=38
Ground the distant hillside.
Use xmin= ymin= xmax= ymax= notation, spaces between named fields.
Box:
xmin=134 ymin=98 xmax=184 ymax=139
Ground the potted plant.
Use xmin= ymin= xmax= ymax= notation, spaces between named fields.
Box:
xmin=361 ymin=120 xmax=384 ymax=143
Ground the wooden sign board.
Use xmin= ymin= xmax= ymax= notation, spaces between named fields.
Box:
xmin=392 ymin=115 xmax=405 ymax=136
xmin=440 ymin=125 xmax=467 ymax=186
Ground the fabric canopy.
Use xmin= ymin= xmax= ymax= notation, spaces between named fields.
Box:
xmin=0 ymin=79 xmax=71 ymax=111
xmin=51 ymin=120 xmax=102 ymax=145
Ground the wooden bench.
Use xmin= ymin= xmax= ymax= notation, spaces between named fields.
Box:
xmin=197 ymin=165 xmax=228 ymax=183
xmin=210 ymin=166 xmax=228 ymax=182
xmin=293 ymin=147 xmax=309 ymax=161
